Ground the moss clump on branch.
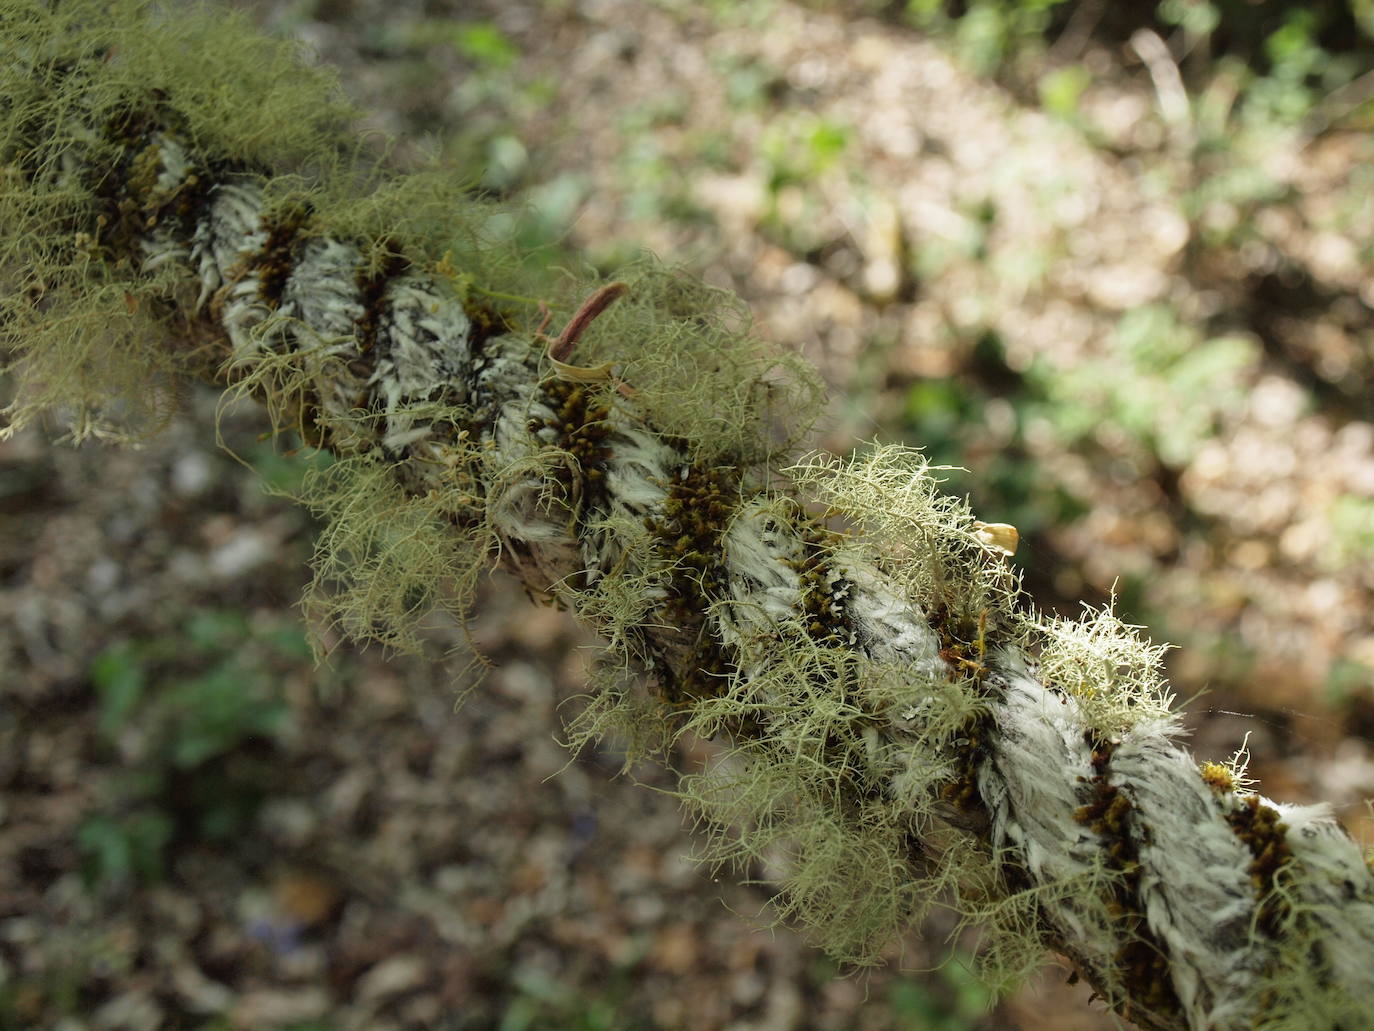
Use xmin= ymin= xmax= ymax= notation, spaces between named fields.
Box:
xmin=1224 ymin=794 xmax=1293 ymax=936
xmin=1074 ymin=737 xmax=1182 ymax=1020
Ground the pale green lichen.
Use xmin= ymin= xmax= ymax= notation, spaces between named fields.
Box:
xmin=1246 ymin=867 xmax=1372 ymax=1030
xmin=961 ymin=855 xmax=1138 ymax=1004
xmin=562 ymin=660 xmax=678 ymax=770
xmin=292 ymin=453 xmax=492 ymax=658
xmin=1032 ymin=598 xmax=1175 ymax=739
xmin=566 ymin=444 xmax=1023 ymax=967
xmin=787 ymin=444 xmax=1022 ymax=633
xmin=561 ymin=445 xmax=1015 ymax=966
xmin=670 ymin=621 xmax=993 ymax=965
xmin=550 ymin=259 xmax=824 ymax=465
xmin=572 ymin=511 xmax=670 ymax=660
xmin=266 ymin=161 xmax=548 ymax=298
xmin=217 ymin=343 xmax=354 ymax=451
xmin=215 ymin=341 xmax=492 ymax=659
xmin=0 ymin=0 xmax=354 ymax=441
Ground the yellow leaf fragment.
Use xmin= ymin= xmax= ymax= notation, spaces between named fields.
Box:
xmin=973 ymin=520 xmax=1019 ymax=557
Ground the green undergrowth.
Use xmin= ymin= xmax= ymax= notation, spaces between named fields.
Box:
xmin=80 ymin=609 xmax=306 ymax=893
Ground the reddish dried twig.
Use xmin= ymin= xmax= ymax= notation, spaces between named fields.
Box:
xmin=539 ymin=282 xmax=629 ymax=363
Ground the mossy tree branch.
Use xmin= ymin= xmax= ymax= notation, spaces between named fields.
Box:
xmin=3 ymin=3 xmax=1372 ymax=1028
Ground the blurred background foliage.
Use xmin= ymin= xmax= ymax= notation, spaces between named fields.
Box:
xmin=4 ymin=0 xmax=1374 ymax=1028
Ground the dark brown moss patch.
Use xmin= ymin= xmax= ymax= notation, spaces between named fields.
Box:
xmin=255 ymin=203 xmax=313 ymax=307
xmin=790 ymin=525 xmax=854 ymax=646
xmin=1224 ymin=794 xmax=1293 ymax=936
xmin=463 ymin=299 xmax=515 ymax=357
xmin=352 ymin=238 xmax=409 ymax=351
xmin=527 ymin=378 xmax=614 ymax=519
xmin=646 ymin=461 xmax=736 ymax=621
xmin=644 ymin=461 xmax=740 ymax=702
xmin=1074 ymin=737 xmax=1183 ymax=1024
xmin=931 ymin=603 xmax=995 ymax=814
xmin=92 ymin=107 xmax=216 ymax=263
xmin=933 ymin=604 xmax=993 ymax=683
xmin=938 ymin=718 xmax=989 ymax=814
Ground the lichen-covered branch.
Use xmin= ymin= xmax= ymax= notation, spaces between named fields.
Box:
xmin=3 ymin=3 xmax=1372 ymax=1029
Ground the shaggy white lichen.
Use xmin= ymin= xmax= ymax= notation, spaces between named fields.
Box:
xmin=1034 ymin=599 xmax=1176 ymax=738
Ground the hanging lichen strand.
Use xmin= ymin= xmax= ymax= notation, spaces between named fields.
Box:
xmin=3 ymin=3 xmax=1373 ymax=1028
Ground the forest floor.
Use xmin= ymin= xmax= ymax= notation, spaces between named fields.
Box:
xmin=3 ymin=1 xmax=1373 ymax=1029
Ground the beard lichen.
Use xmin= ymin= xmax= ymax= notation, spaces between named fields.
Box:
xmin=0 ymin=0 xmax=353 ymax=441
xmin=293 ymin=449 xmax=492 ymax=659
xmin=1032 ymin=599 xmax=1176 ymax=740
xmin=565 ymin=452 xmax=1020 ymax=968
xmin=675 ymin=637 xmax=983 ymax=966
xmin=553 ymin=260 xmax=824 ymax=466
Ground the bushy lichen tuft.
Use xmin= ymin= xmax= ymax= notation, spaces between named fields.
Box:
xmin=293 ymin=453 xmax=492 ymax=658
xmin=954 ymin=863 xmax=1115 ymax=999
xmin=552 ymin=259 xmax=824 ymax=465
xmin=0 ymin=0 xmax=355 ymax=441
xmin=272 ymin=162 xmax=550 ymax=300
xmin=1032 ymin=599 xmax=1175 ymax=738
xmin=562 ymin=658 xmax=678 ymax=769
xmin=674 ymin=621 xmax=991 ymax=965
xmin=787 ymin=444 xmax=1021 ymax=631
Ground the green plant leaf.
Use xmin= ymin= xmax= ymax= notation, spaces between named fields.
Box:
xmin=448 ymin=22 xmax=518 ymax=69
xmin=90 ymin=643 xmax=146 ymax=738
